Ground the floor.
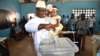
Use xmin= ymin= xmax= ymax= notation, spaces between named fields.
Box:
xmin=75 ymin=36 xmax=93 ymax=56
xmin=8 ymin=36 xmax=93 ymax=56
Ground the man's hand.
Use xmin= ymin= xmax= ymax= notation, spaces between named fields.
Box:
xmin=38 ymin=24 xmax=54 ymax=31
xmin=44 ymin=24 xmax=54 ymax=31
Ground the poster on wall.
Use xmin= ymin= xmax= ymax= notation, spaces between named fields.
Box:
xmin=0 ymin=9 xmax=16 ymax=30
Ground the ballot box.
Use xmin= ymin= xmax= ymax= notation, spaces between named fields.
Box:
xmin=39 ymin=38 xmax=79 ymax=56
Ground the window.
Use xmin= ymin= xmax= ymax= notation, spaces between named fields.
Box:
xmin=27 ymin=13 xmax=35 ymax=20
xmin=18 ymin=0 xmax=37 ymax=3
xmin=72 ymin=8 xmax=96 ymax=18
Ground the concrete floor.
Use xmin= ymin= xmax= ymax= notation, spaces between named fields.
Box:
xmin=8 ymin=36 xmax=93 ymax=56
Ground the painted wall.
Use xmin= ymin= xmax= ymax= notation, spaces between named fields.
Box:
xmin=0 ymin=0 xmax=20 ymax=37
xmin=20 ymin=3 xmax=36 ymax=17
xmin=20 ymin=1 xmax=100 ymax=32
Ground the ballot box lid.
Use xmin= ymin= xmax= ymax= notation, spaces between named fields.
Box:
xmin=39 ymin=38 xmax=79 ymax=54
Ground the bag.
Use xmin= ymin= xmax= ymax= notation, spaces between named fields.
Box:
xmin=15 ymin=29 xmax=25 ymax=41
xmin=0 ymin=43 xmax=9 ymax=56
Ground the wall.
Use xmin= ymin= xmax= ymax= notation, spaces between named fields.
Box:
xmin=20 ymin=3 xmax=36 ymax=17
xmin=20 ymin=1 xmax=100 ymax=32
xmin=0 ymin=0 xmax=20 ymax=37
xmin=50 ymin=1 xmax=100 ymax=32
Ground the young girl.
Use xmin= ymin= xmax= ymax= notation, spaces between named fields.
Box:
xmin=47 ymin=5 xmax=63 ymax=37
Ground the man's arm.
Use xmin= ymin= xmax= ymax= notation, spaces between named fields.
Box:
xmin=38 ymin=24 xmax=54 ymax=31
xmin=25 ymin=22 xmax=40 ymax=32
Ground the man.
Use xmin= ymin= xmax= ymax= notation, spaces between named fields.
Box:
xmin=25 ymin=0 xmax=54 ymax=56
xmin=68 ymin=14 xmax=77 ymax=31
xmin=76 ymin=14 xmax=89 ymax=51
xmin=88 ymin=16 xmax=95 ymax=35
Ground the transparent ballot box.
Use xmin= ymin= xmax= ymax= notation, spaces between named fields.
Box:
xmin=39 ymin=38 xmax=79 ymax=56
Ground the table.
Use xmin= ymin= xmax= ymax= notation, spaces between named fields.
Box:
xmin=59 ymin=31 xmax=76 ymax=41
xmin=92 ymin=35 xmax=100 ymax=56
xmin=0 ymin=37 xmax=9 ymax=56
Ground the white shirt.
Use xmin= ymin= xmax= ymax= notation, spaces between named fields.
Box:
xmin=25 ymin=16 xmax=52 ymax=56
xmin=88 ymin=18 xmax=95 ymax=27
xmin=25 ymin=16 xmax=50 ymax=32
xmin=76 ymin=19 xmax=89 ymax=34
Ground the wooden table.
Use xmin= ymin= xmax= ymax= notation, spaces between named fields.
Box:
xmin=93 ymin=42 xmax=100 ymax=56
xmin=59 ymin=31 xmax=76 ymax=41
xmin=92 ymin=35 xmax=100 ymax=56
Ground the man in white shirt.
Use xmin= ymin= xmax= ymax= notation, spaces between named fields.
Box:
xmin=88 ymin=16 xmax=95 ymax=35
xmin=25 ymin=0 xmax=54 ymax=56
